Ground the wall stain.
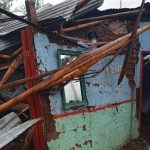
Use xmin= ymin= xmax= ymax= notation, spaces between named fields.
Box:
xmin=86 ymin=81 xmax=91 ymax=87
xmin=40 ymin=94 xmax=60 ymax=141
xmin=83 ymin=140 xmax=93 ymax=147
xmin=69 ymin=147 xmax=75 ymax=150
xmin=75 ymin=143 xmax=82 ymax=148
xmin=73 ymin=129 xmax=77 ymax=132
xmin=83 ymin=125 xmax=87 ymax=131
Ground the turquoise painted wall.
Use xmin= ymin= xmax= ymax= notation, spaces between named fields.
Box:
xmin=140 ymin=22 xmax=150 ymax=50
xmin=47 ymin=102 xmax=138 ymax=150
xmin=33 ymin=32 xmax=139 ymax=149
xmin=34 ymin=33 xmax=139 ymax=115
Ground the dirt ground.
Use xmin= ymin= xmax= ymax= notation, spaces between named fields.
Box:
xmin=121 ymin=126 xmax=150 ymax=150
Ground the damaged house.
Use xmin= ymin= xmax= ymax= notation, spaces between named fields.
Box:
xmin=0 ymin=0 xmax=150 ymax=149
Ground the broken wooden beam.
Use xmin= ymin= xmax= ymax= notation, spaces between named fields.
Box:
xmin=0 ymin=68 xmax=60 ymax=91
xmin=0 ymin=54 xmax=11 ymax=60
xmin=0 ymin=63 xmax=10 ymax=71
xmin=1 ymin=23 xmax=150 ymax=112
xmin=10 ymin=47 xmax=22 ymax=58
xmin=0 ymin=47 xmax=22 ymax=60
xmin=63 ymin=20 xmax=111 ymax=33
xmin=74 ymin=9 xmax=146 ymax=24
xmin=0 ymin=55 xmax=23 ymax=86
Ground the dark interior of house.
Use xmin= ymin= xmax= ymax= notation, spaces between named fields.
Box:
xmin=142 ymin=55 xmax=150 ymax=140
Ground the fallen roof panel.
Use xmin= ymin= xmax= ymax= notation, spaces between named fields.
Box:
xmin=72 ymin=0 xmax=104 ymax=19
xmin=0 ymin=33 xmax=21 ymax=51
xmin=0 ymin=118 xmax=40 ymax=149
xmin=0 ymin=0 xmax=104 ymax=36
xmin=0 ymin=112 xmax=21 ymax=132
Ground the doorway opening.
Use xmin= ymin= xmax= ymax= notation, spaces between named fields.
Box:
xmin=140 ymin=51 xmax=150 ymax=141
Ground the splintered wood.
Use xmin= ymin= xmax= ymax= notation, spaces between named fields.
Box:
xmin=0 ymin=55 xmax=23 ymax=86
xmin=1 ymin=23 xmax=150 ymax=112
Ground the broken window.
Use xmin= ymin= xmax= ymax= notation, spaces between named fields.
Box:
xmin=57 ymin=49 xmax=88 ymax=109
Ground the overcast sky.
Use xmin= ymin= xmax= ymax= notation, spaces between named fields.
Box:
xmin=11 ymin=0 xmax=150 ymax=13
xmin=47 ymin=0 xmax=150 ymax=9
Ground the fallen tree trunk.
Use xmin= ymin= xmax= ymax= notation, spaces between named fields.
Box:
xmin=0 ymin=23 xmax=150 ymax=112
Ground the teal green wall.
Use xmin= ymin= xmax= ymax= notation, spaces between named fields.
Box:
xmin=47 ymin=102 xmax=138 ymax=150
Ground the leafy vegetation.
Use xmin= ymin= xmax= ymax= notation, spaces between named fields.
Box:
xmin=0 ymin=0 xmax=14 ymax=11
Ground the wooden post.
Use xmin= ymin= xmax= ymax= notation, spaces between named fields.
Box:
xmin=24 ymin=0 xmax=46 ymax=149
xmin=22 ymin=28 xmax=46 ymax=150
xmin=25 ymin=0 xmax=38 ymax=32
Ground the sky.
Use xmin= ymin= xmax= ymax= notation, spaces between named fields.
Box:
xmin=11 ymin=0 xmax=150 ymax=13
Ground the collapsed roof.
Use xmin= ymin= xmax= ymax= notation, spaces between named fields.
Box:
xmin=0 ymin=0 xmax=103 ymax=52
xmin=0 ymin=0 xmax=104 ymax=36
xmin=0 ymin=1 xmax=150 ymax=53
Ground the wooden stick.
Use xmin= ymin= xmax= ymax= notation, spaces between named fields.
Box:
xmin=63 ymin=20 xmax=110 ymax=33
xmin=0 ymin=68 xmax=60 ymax=91
xmin=0 ymin=54 xmax=11 ymax=60
xmin=0 ymin=63 xmax=10 ymax=70
xmin=18 ymin=106 xmax=29 ymax=116
xmin=1 ymin=23 xmax=150 ymax=112
xmin=75 ymin=9 xmax=146 ymax=24
xmin=10 ymin=47 xmax=22 ymax=58
xmin=0 ymin=55 xmax=22 ymax=86
xmin=0 ymin=47 xmax=22 ymax=60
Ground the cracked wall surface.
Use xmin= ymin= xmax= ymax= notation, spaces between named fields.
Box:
xmin=33 ymin=20 xmax=141 ymax=149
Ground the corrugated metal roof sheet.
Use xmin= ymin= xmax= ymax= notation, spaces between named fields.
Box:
xmin=0 ymin=112 xmax=21 ymax=132
xmin=72 ymin=0 xmax=104 ymax=19
xmin=0 ymin=117 xmax=40 ymax=149
xmin=0 ymin=0 xmax=104 ymax=36
xmin=0 ymin=33 xmax=21 ymax=51
xmin=0 ymin=15 xmax=25 ymax=22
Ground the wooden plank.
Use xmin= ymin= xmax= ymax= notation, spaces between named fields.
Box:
xmin=75 ymin=9 xmax=146 ymax=24
xmin=25 ymin=1 xmax=46 ymax=149
xmin=0 ymin=55 xmax=22 ymax=86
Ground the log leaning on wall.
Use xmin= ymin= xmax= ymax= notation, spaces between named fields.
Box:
xmin=0 ymin=24 xmax=150 ymax=112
